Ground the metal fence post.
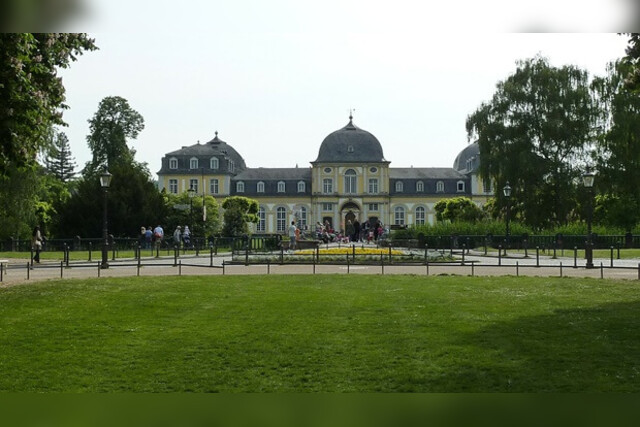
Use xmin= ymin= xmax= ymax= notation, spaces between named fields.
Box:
xmin=88 ymin=242 xmax=92 ymax=261
xmin=536 ymin=246 xmax=540 ymax=267
xmin=498 ymin=245 xmax=502 ymax=266
xmin=610 ymin=246 xmax=614 ymax=268
xmin=574 ymin=247 xmax=577 ymax=268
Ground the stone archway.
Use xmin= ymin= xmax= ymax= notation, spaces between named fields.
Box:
xmin=340 ymin=201 xmax=360 ymax=232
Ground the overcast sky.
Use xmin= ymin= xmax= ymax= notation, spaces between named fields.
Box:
xmin=57 ymin=1 xmax=634 ymax=178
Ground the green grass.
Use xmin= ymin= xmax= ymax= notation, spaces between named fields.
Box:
xmin=0 ymin=247 xmax=231 ymax=261
xmin=480 ymin=247 xmax=640 ymax=259
xmin=1 ymin=275 xmax=639 ymax=392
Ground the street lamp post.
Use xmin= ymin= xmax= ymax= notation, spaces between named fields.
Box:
xmin=100 ymin=169 xmax=112 ymax=269
xmin=187 ymin=187 xmax=196 ymax=236
xmin=583 ymin=169 xmax=595 ymax=269
xmin=503 ymin=181 xmax=512 ymax=255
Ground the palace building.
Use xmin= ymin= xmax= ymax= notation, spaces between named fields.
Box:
xmin=157 ymin=115 xmax=492 ymax=233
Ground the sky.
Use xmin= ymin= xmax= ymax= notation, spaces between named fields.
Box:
xmin=56 ymin=1 xmax=635 ymax=179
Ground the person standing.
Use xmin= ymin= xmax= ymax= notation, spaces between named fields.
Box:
xmin=182 ymin=225 xmax=191 ymax=248
xmin=173 ymin=226 xmax=182 ymax=250
xmin=145 ymin=226 xmax=153 ymax=249
xmin=31 ymin=225 xmax=43 ymax=263
xmin=288 ymin=220 xmax=297 ymax=250
xmin=353 ymin=219 xmax=360 ymax=242
xmin=139 ymin=227 xmax=146 ymax=249
xmin=346 ymin=220 xmax=355 ymax=243
xmin=153 ymin=224 xmax=164 ymax=249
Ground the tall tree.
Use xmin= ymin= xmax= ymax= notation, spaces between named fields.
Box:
xmin=623 ymin=33 xmax=640 ymax=91
xmin=221 ymin=196 xmax=259 ymax=237
xmin=0 ymin=33 xmax=96 ymax=176
xmin=466 ymin=56 xmax=597 ymax=228
xmin=591 ymin=60 xmax=640 ymax=231
xmin=45 ymin=130 xmax=77 ymax=182
xmin=85 ymin=96 xmax=145 ymax=173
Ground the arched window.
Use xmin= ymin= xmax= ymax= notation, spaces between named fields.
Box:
xmin=276 ymin=207 xmax=286 ymax=232
xmin=344 ymin=169 xmax=357 ymax=194
xmin=415 ymin=206 xmax=426 ymax=225
xmin=257 ymin=181 xmax=265 ymax=193
xmin=257 ymin=207 xmax=266 ymax=232
xmin=236 ymin=181 xmax=245 ymax=193
xmin=169 ymin=157 xmax=178 ymax=169
xmin=189 ymin=157 xmax=198 ymax=169
xmin=457 ymin=180 xmax=465 ymax=192
xmin=297 ymin=181 xmax=305 ymax=193
xmin=394 ymin=206 xmax=405 ymax=226
xmin=210 ymin=157 xmax=219 ymax=169
xmin=395 ymin=181 xmax=404 ymax=193
xmin=277 ymin=181 xmax=286 ymax=193
xmin=416 ymin=181 xmax=424 ymax=192
xmin=436 ymin=181 xmax=445 ymax=193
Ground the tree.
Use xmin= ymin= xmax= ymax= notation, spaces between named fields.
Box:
xmin=591 ymin=60 xmax=640 ymax=231
xmin=221 ymin=196 xmax=259 ymax=237
xmin=623 ymin=33 xmax=640 ymax=91
xmin=434 ymin=197 xmax=483 ymax=223
xmin=54 ymin=162 xmax=167 ymax=238
xmin=45 ymin=130 xmax=77 ymax=182
xmin=85 ymin=96 xmax=145 ymax=173
xmin=466 ymin=56 xmax=597 ymax=228
xmin=0 ymin=33 xmax=96 ymax=176
xmin=163 ymin=192 xmax=221 ymax=239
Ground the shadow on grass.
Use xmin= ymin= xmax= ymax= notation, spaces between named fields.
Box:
xmin=440 ymin=300 xmax=640 ymax=392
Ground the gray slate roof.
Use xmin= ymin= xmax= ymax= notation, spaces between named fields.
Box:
xmin=313 ymin=118 xmax=387 ymax=164
xmin=452 ymin=142 xmax=480 ymax=173
xmin=389 ymin=168 xmax=467 ymax=180
xmin=233 ymin=168 xmax=312 ymax=180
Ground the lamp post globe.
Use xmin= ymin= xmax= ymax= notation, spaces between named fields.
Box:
xmin=582 ymin=169 xmax=595 ymax=269
xmin=100 ymin=169 xmax=112 ymax=269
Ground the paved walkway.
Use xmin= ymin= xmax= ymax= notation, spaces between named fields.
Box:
xmin=2 ymin=247 xmax=640 ymax=287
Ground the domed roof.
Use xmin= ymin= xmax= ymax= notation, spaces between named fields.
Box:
xmin=453 ymin=142 xmax=480 ymax=173
xmin=313 ymin=116 xmax=387 ymax=164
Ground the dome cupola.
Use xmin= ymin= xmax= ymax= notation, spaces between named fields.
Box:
xmin=313 ymin=115 xmax=387 ymax=164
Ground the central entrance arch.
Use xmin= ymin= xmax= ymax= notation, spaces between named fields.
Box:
xmin=340 ymin=201 xmax=361 ymax=232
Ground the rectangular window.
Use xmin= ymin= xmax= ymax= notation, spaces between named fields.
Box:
xmin=210 ymin=179 xmax=219 ymax=194
xmin=483 ymin=179 xmax=492 ymax=193
xmin=257 ymin=209 xmax=265 ymax=232
xmin=368 ymin=178 xmax=378 ymax=194
xmin=322 ymin=203 xmax=333 ymax=211
xmin=368 ymin=203 xmax=379 ymax=211
xmin=190 ymin=158 xmax=198 ymax=169
xmin=169 ymin=179 xmax=178 ymax=194
xmin=189 ymin=179 xmax=198 ymax=193
xmin=323 ymin=178 xmax=333 ymax=194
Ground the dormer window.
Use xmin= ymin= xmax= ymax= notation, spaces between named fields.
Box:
xmin=436 ymin=181 xmax=445 ymax=193
xmin=277 ymin=181 xmax=286 ymax=193
xmin=297 ymin=181 xmax=305 ymax=192
xmin=228 ymin=160 xmax=235 ymax=173
xmin=257 ymin=181 xmax=265 ymax=193
xmin=236 ymin=181 xmax=245 ymax=193
xmin=169 ymin=157 xmax=178 ymax=169
xmin=347 ymin=145 xmax=354 ymax=153
xmin=416 ymin=181 xmax=424 ymax=192
xmin=210 ymin=157 xmax=219 ymax=170
xmin=190 ymin=157 xmax=198 ymax=169
xmin=395 ymin=181 xmax=404 ymax=193
xmin=457 ymin=181 xmax=466 ymax=192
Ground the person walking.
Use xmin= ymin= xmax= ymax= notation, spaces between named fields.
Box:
xmin=145 ymin=226 xmax=153 ymax=249
xmin=288 ymin=220 xmax=297 ymax=250
xmin=31 ymin=225 xmax=43 ymax=264
xmin=346 ymin=220 xmax=355 ymax=243
xmin=353 ymin=219 xmax=360 ymax=242
xmin=153 ymin=225 xmax=164 ymax=250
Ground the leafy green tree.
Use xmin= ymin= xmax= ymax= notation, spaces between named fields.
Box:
xmin=591 ymin=60 xmax=640 ymax=231
xmin=85 ymin=96 xmax=145 ymax=173
xmin=45 ymin=130 xmax=77 ymax=182
xmin=434 ymin=197 xmax=483 ymax=223
xmin=163 ymin=192 xmax=221 ymax=239
xmin=54 ymin=162 xmax=166 ymax=238
xmin=221 ymin=196 xmax=259 ymax=237
xmin=623 ymin=33 xmax=640 ymax=91
xmin=0 ymin=33 xmax=96 ymax=176
xmin=466 ymin=55 xmax=596 ymax=228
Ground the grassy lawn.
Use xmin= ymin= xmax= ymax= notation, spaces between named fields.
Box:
xmin=0 ymin=247 xmax=231 ymax=262
xmin=1 ymin=275 xmax=639 ymax=392
xmin=482 ymin=247 xmax=640 ymax=259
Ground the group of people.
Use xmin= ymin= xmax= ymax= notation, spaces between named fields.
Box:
xmin=315 ymin=219 xmax=386 ymax=244
xmin=139 ymin=225 xmax=192 ymax=249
